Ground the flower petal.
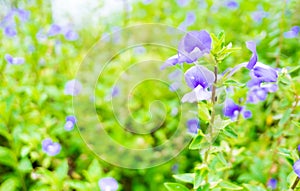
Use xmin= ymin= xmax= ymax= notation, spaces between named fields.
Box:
xmin=246 ymin=41 xmax=257 ymax=69
xmin=184 ymin=65 xmax=215 ymax=89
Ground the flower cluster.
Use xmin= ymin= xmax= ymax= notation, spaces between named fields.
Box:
xmin=37 ymin=23 xmax=79 ymax=41
xmin=0 ymin=8 xmax=30 ymax=37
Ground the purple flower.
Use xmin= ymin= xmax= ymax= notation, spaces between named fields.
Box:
xmin=48 ymin=24 xmax=61 ymax=37
xmin=181 ymin=65 xmax=215 ymax=103
xmin=64 ymin=29 xmax=79 ymax=41
xmin=298 ymin=144 xmax=300 ymax=152
xmin=293 ymin=159 xmax=300 ymax=177
xmin=36 ymin=29 xmax=48 ymax=42
xmin=15 ymin=8 xmax=30 ymax=22
xmin=187 ymin=118 xmax=200 ymax=134
xmin=42 ymin=138 xmax=61 ymax=156
xmin=251 ymin=10 xmax=268 ymax=22
xmin=162 ymin=30 xmax=211 ymax=69
xmin=267 ymin=178 xmax=277 ymax=190
xmin=225 ymin=1 xmax=239 ymax=9
xmin=98 ymin=177 xmax=119 ymax=191
xmin=111 ymin=86 xmax=120 ymax=97
xmin=177 ymin=31 xmax=212 ymax=64
xmin=3 ymin=25 xmax=17 ymax=37
xmin=284 ymin=26 xmax=300 ymax=38
xmin=64 ymin=115 xmax=77 ymax=131
xmin=142 ymin=0 xmax=153 ymax=5
xmin=177 ymin=0 xmax=190 ymax=7
xmin=5 ymin=54 xmax=24 ymax=65
xmin=185 ymin=11 xmax=196 ymax=26
xmin=247 ymin=63 xmax=278 ymax=87
xmin=223 ymin=99 xmax=252 ymax=120
xmin=246 ymin=41 xmax=258 ymax=70
xmin=64 ymin=79 xmax=82 ymax=96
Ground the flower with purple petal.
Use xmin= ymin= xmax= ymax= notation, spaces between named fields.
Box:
xmin=111 ymin=86 xmax=120 ymax=97
xmin=98 ymin=177 xmax=119 ymax=191
xmin=64 ymin=115 xmax=77 ymax=131
xmin=225 ymin=1 xmax=239 ymax=9
xmin=181 ymin=65 xmax=215 ymax=103
xmin=48 ymin=24 xmax=61 ymax=37
xmin=64 ymin=29 xmax=79 ymax=41
xmin=187 ymin=118 xmax=200 ymax=134
xmin=15 ymin=8 xmax=30 ymax=22
xmin=36 ymin=29 xmax=48 ymax=42
xmin=5 ymin=54 xmax=25 ymax=65
xmin=267 ymin=178 xmax=277 ymax=190
xmin=176 ymin=0 xmax=190 ymax=7
xmin=177 ymin=30 xmax=212 ymax=64
xmin=246 ymin=41 xmax=258 ymax=70
xmin=293 ymin=159 xmax=300 ymax=177
xmin=142 ymin=0 xmax=153 ymax=5
xmin=223 ymin=99 xmax=252 ymax=120
xmin=298 ymin=144 xmax=300 ymax=152
xmin=42 ymin=138 xmax=61 ymax=156
xmin=185 ymin=11 xmax=196 ymax=26
xmin=284 ymin=26 xmax=300 ymax=38
xmin=247 ymin=86 xmax=268 ymax=103
xmin=247 ymin=63 xmax=278 ymax=87
xmin=64 ymin=79 xmax=82 ymax=96
xmin=3 ymin=25 xmax=17 ymax=37
xmin=251 ymin=9 xmax=268 ymax=22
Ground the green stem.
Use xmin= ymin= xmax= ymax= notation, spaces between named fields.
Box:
xmin=291 ymin=177 xmax=300 ymax=190
xmin=204 ymin=66 xmax=218 ymax=165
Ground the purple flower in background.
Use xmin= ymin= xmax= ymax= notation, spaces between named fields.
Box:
xmin=133 ymin=46 xmax=146 ymax=55
xmin=225 ymin=1 xmax=239 ymax=9
xmin=15 ymin=8 xmax=30 ymax=22
xmin=64 ymin=115 xmax=77 ymax=131
xmin=111 ymin=86 xmax=120 ymax=97
xmin=3 ymin=25 xmax=17 ymax=37
xmin=284 ymin=26 xmax=300 ymax=38
xmin=98 ymin=177 xmax=119 ymax=191
xmin=142 ymin=0 xmax=153 ymax=5
xmin=177 ymin=0 xmax=190 ymax=7
xmin=48 ymin=24 xmax=61 ymax=36
xmin=187 ymin=118 xmax=200 ymax=134
xmin=185 ymin=11 xmax=196 ymax=26
xmin=42 ymin=138 xmax=61 ymax=156
xmin=5 ymin=54 xmax=25 ymax=65
xmin=246 ymin=41 xmax=258 ymax=70
xmin=293 ymin=159 xmax=300 ymax=177
xmin=181 ymin=65 xmax=215 ymax=103
xmin=267 ymin=178 xmax=277 ymax=190
xmin=36 ymin=29 xmax=48 ymax=42
xmin=64 ymin=79 xmax=82 ymax=96
xmin=64 ymin=29 xmax=79 ymax=41
xmin=247 ymin=84 xmax=277 ymax=103
xmin=168 ymin=69 xmax=182 ymax=91
xmin=298 ymin=144 xmax=300 ymax=152
xmin=251 ymin=9 xmax=268 ymax=22
xmin=223 ymin=99 xmax=252 ymax=120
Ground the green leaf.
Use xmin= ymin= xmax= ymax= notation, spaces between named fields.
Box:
xmin=219 ymin=181 xmax=243 ymax=190
xmin=55 ymin=159 xmax=69 ymax=180
xmin=87 ymin=158 xmax=102 ymax=181
xmin=242 ymin=184 xmax=266 ymax=191
xmin=164 ymin=183 xmax=190 ymax=191
xmin=0 ymin=146 xmax=17 ymax=168
xmin=17 ymin=157 xmax=33 ymax=173
xmin=173 ymin=173 xmax=194 ymax=184
xmin=194 ymin=164 xmax=208 ymax=189
xmin=214 ymin=115 xmax=233 ymax=130
xmin=0 ymin=176 xmax=19 ymax=191
xmin=279 ymin=108 xmax=292 ymax=127
xmin=65 ymin=180 xmax=89 ymax=191
xmin=222 ymin=126 xmax=238 ymax=138
xmin=198 ymin=102 xmax=210 ymax=122
xmin=189 ymin=133 xmax=205 ymax=150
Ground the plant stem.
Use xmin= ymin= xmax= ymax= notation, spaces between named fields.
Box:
xmin=291 ymin=177 xmax=300 ymax=190
xmin=204 ymin=66 xmax=218 ymax=164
